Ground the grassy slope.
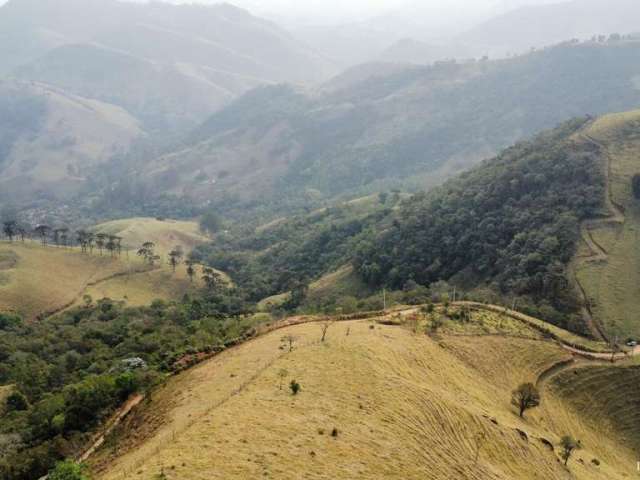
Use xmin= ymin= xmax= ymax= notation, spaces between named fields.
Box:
xmin=574 ymin=111 xmax=640 ymax=338
xmin=0 ymin=240 xmax=196 ymax=320
xmin=93 ymin=313 xmax=635 ymax=479
xmin=0 ymin=242 xmax=133 ymax=320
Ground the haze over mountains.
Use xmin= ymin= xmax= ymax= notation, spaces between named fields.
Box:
xmin=133 ymin=39 xmax=640 ymax=220
xmin=4 ymin=2 xmax=640 ymax=479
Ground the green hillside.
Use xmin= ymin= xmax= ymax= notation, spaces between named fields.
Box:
xmin=212 ymin=109 xmax=640 ymax=340
xmin=572 ymin=111 xmax=640 ymax=339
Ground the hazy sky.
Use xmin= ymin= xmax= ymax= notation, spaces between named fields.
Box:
xmin=0 ymin=0 xmax=561 ymax=25
xmin=163 ymin=0 xmax=557 ymax=23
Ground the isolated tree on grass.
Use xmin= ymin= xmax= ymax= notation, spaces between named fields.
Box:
xmin=168 ymin=246 xmax=184 ymax=273
xmin=320 ymin=320 xmax=334 ymax=342
xmin=559 ymin=436 xmax=581 ymax=466
xmin=290 ymin=380 xmax=301 ymax=395
xmin=2 ymin=220 xmax=17 ymax=242
xmin=34 ymin=224 xmax=50 ymax=246
xmin=511 ymin=383 xmax=540 ymax=418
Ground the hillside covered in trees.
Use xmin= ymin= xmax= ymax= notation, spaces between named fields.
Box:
xmin=202 ymin=118 xmax=606 ymax=333
xmin=354 ymin=118 xmax=605 ymax=331
xmin=135 ymin=39 xmax=640 ymax=220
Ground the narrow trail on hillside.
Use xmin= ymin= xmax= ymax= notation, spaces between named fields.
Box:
xmin=567 ymin=133 xmax=626 ymax=342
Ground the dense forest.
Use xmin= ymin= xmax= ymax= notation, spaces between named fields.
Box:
xmin=353 ymin=118 xmax=604 ymax=331
xmin=0 ymin=290 xmax=254 ymax=479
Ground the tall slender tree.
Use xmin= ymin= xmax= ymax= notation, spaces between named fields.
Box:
xmin=76 ymin=230 xmax=89 ymax=253
xmin=34 ymin=225 xmax=51 ymax=246
xmin=168 ymin=246 xmax=184 ymax=273
xmin=95 ymin=233 xmax=107 ymax=255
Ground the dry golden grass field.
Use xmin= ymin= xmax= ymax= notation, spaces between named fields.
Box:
xmin=91 ymin=309 xmax=636 ymax=480
xmin=0 ymin=218 xmax=213 ymax=319
xmin=0 ymin=241 xmax=137 ymax=319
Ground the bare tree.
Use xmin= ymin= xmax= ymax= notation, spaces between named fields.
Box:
xmin=320 ymin=320 xmax=334 ymax=342
xmin=511 ymin=383 xmax=541 ymax=418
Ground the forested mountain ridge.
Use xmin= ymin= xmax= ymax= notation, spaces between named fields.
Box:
xmin=354 ymin=118 xmax=605 ymax=332
xmin=139 ymin=39 xmax=640 ymax=220
xmin=201 ymin=116 xmax=611 ymax=334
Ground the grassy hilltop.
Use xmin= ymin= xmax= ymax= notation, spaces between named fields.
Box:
xmin=92 ymin=310 xmax=636 ymax=479
xmin=0 ymin=218 xmax=211 ymax=320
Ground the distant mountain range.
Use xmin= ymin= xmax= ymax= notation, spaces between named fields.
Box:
xmin=0 ymin=0 xmax=336 ymax=203
xmin=130 ymin=40 xmax=640 ymax=219
xmin=0 ymin=0 xmax=335 ymax=132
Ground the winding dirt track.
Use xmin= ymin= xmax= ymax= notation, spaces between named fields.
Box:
xmin=567 ymin=133 xmax=626 ymax=341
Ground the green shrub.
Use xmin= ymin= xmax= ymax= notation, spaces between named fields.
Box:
xmin=290 ymin=380 xmax=301 ymax=395
xmin=49 ymin=461 xmax=89 ymax=480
